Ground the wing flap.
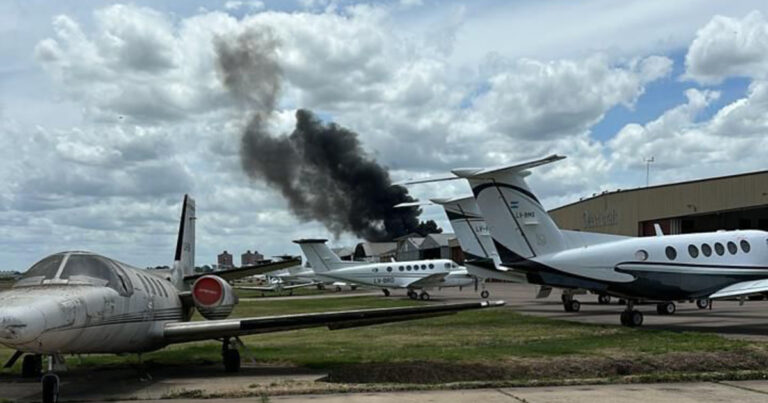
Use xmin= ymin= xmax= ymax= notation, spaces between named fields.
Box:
xmin=163 ymin=301 xmax=504 ymax=343
xmin=709 ymin=279 xmax=768 ymax=299
xmin=407 ymin=272 xmax=450 ymax=288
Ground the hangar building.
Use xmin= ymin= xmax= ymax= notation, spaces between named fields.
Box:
xmin=549 ymin=169 xmax=768 ymax=237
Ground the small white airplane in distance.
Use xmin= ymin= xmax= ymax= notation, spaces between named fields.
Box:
xmin=401 ymin=154 xmax=768 ymax=327
xmin=234 ymin=274 xmax=320 ymax=295
xmin=0 ymin=195 xmax=504 ymax=403
xmin=273 ymin=260 xmax=359 ymax=292
xmin=294 ymin=240 xmax=477 ymax=300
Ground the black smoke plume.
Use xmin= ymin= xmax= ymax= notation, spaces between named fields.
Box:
xmin=215 ymin=29 xmax=440 ymax=241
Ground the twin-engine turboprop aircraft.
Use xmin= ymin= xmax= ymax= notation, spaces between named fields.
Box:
xmin=294 ymin=240 xmax=477 ymax=299
xmin=0 ymin=195 xmax=504 ymax=403
xmin=401 ymin=154 xmax=768 ymax=327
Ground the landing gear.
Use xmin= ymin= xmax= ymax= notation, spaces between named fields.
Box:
xmin=40 ymin=355 xmax=61 ymax=403
xmin=480 ymin=290 xmax=490 ymax=299
xmin=350 ymin=285 xmax=358 ymax=291
xmin=561 ymin=294 xmax=581 ymax=312
xmin=656 ymin=302 xmax=676 ymax=315
xmin=419 ymin=291 xmax=430 ymax=301
xmin=22 ymin=354 xmax=42 ymax=378
xmin=597 ymin=295 xmax=611 ymax=305
xmin=407 ymin=290 xmax=418 ymax=300
xmin=382 ymin=289 xmax=390 ymax=297
xmin=696 ymin=299 xmax=709 ymax=309
xmin=222 ymin=338 xmax=241 ymax=373
xmin=41 ymin=373 xmax=59 ymax=403
xmin=619 ymin=301 xmax=643 ymax=327
xmin=335 ymin=285 xmax=342 ymax=292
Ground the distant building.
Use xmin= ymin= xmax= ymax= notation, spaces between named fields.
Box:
xmin=331 ymin=247 xmax=355 ymax=261
xmin=395 ymin=234 xmax=425 ymax=261
xmin=353 ymin=242 xmax=397 ymax=262
xmin=241 ymin=250 xmax=265 ymax=266
xmin=420 ymin=233 xmax=456 ymax=260
xmin=217 ymin=250 xmax=233 ymax=269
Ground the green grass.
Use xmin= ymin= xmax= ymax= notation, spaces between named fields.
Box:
xmin=1 ymin=296 xmax=764 ymax=381
xmin=234 ymin=285 xmax=329 ymax=299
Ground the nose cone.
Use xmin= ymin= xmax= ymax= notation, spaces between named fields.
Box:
xmin=0 ymin=306 xmax=45 ymax=346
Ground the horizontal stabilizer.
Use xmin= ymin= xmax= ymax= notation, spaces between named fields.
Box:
xmin=184 ymin=258 xmax=301 ymax=282
xmin=451 ymin=154 xmax=565 ymax=179
xmin=394 ymin=201 xmax=434 ymax=208
xmin=709 ymin=279 xmax=768 ymax=299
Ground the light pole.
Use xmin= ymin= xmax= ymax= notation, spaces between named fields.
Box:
xmin=644 ymin=156 xmax=655 ymax=187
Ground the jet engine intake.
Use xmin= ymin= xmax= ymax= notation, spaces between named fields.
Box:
xmin=191 ymin=275 xmax=237 ymax=320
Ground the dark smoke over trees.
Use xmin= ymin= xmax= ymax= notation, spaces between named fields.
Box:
xmin=214 ymin=28 xmax=441 ymax=241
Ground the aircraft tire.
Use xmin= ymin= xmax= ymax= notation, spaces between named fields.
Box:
xmin=419 ymin=292 xmax=430 ymax=301
xmin=408 ymin=291 xmax=418 ymax=300
xmin=382 ymin=289 xmax=390 ymax=297
xmin=656 ymin=302 xmax=676 ymax=315
xmin=41 ymin=373 xmax=59 ymax=403
xmin=223 ymin=349 xmax=241 ymax=373
xmin=569 ymin=300 xmax=581 ymax=312
xmin=22 ymin=354 xmax=42 ymax=378
xmin=335 ymin=286 xmax=342 ymax=292
xmin=598 ymin=295 xmax=611 ymax=305
xmin=625 ymin=310 xmax=643 ymax=327
xmin=696 ymin=299 xmax=709 ymax=309
xmin=619 ymin=311 xmax=628 ymax=326
xmin=480 ymin=290 xmax=490 ymax=299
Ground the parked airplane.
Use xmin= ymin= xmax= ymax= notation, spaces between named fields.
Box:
xmin=0 ymin=195 xmax=504 ymax=403
xmin=400 ymin=154 xmax=768 ymax=327
xmin=270 ymin=261 xmax=358 ymax=292
xmin=294 ymin=240 xmax=476 ymax=300
xmin=234 ymin=275 xmax=319 ymax=295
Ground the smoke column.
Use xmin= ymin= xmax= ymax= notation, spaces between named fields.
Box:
xmin=215 ymin=28 xmax=439 ymax=241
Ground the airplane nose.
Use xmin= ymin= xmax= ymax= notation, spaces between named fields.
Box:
xmin=0 ymin=307 xmax=45 ymax=345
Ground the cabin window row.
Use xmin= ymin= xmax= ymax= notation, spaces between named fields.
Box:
xmin=375 ymin=263 xmax=439 ymax=273
xmin=663 ymin=240 xmax=751 ymax=261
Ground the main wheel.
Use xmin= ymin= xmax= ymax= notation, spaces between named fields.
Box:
xmin=619 ymin=311 xmax=628 ymax=326
xmin=335 ymin=286 xmax=342 ymax=292
xmin=419 ymin=292 xmax=430 ymax=301
xmin=569 ymin=300 xmax=581 ymax=312
xmin=223 ymin=349 xmax=241 ymax=373
xmin=408 ymin=291 xmax=418 ymax=300
xmin=656 ymin=302 xmax=676 ymax=315
xmin=626 ymin=310 xmax=643 ymax=327
xmin=22 ymin=354 xmax=42 ymax=378
xmin=382 ymin=289 xmax=391 ymax=297
xmin=480 ymin=290 xmax=490 ymax=299
xmin=41 ymin=373 xmax=59 ymax=403
xmin=696 ymin=299 xmax=709 ymax=309
xmin=598 ymin=295 xmax=611 ymax=305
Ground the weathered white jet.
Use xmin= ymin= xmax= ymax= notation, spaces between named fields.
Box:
xmin=0 ymin=195 xmax=504 ymax=402
xmin=294 ymin=240 xmax=476 ymax=300
xmin=401 ymin=155 xmax=768 ymax=327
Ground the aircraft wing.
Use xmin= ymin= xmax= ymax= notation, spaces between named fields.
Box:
xmin=163 ymin=300 xmax=505 ymax=343
xmin=184 ymin=258 xmax=301 ymax=282
xmin=709 ymin=279 xmax=768 ymax=299
xmin=234 ymin=282 xmax=319 ymax=292
xmin=406 ymin=272 xmax=450 ymax=288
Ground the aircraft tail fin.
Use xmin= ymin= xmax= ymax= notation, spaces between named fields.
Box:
xmin=293 ymin=240 xmax=357 ymax=273
xmin=430 ymin=196 xmax=500 ymax=266
xmin=171 ymin=195 xmax=195 ymax=290
xmin=454 ymin=155 xmax=567 ymax=264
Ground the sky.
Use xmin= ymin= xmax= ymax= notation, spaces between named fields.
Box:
xmin=2 ymin=0 xmax=768 ymax=270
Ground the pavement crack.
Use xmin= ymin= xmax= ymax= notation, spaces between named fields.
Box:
xmin=495 ymin=388 xmax=529 ymax=402
xmin=714 ymin=381 xmax=768 ymax=396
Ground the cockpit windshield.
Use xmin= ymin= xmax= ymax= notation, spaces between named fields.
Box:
xmin=16 ymin=254 xmax=65 ymax=286
xmin=16 ymin=252 xmax=133 ymax=296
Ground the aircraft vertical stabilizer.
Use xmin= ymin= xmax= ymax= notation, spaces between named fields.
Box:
xmin=452 ymin=155 xmax=567 ymax=263
xmin=293 ymin=240 xmax=358 ymax=272
xmin=172 ymin=194 xmax=196 ymax=290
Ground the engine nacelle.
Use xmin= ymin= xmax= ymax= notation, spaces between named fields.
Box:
xmin=191 ymin=275 xmax=238 ymax=320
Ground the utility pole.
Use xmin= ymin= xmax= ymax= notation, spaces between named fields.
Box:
xmin=644 ymin=156 xmax=655 ymax=187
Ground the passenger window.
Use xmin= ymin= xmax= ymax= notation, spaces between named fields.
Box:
xmin=406 ymin=265 xmax=412 ymax=271
xmin=701 ymin=244 xmax=712 ymax=257
xmin=428 ymin=264 xmax=434 ymax=269
xmin=688 ymin=245 xmax=699 ymax=258
xmin=387 ymin=266 xmax=392 ymax=272
xmin=665 ymin=246 xmax=677 ymax=260
xmin=398 ymin=266 xmax=404 ymax=272
xmin=421 ymin=264 xmax=426 ymax=270
xmin=727 ymin=241 xmax=738 ymax=255
xmin=741 ymin=240 xmax=751 ymax=253
xmin=635 ymin=250 xmax=648 ymax=261
xmin=715 ymin=242 xmax=725 ymax=256
xmin=372 ymin=268 xmax=378 ymax=273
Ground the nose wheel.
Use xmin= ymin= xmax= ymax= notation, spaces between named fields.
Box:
xmin=620 ymin=301 xmax=643 ymax=327
xmin=222 ymin=338 xmax=241 ymax=373
xmin=480 ymin=290 xmax=490 ymax=299
xmin=41 ymin=373 xmax=59 ymax=403
xmin=561 ymin=294 xmax=581 ymax=312
xmin=419 ymin=291 xmax=430 ymax=301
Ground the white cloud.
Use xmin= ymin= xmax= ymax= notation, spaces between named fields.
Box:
xmin=685 ymin=11 xmax=768 ymax=84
